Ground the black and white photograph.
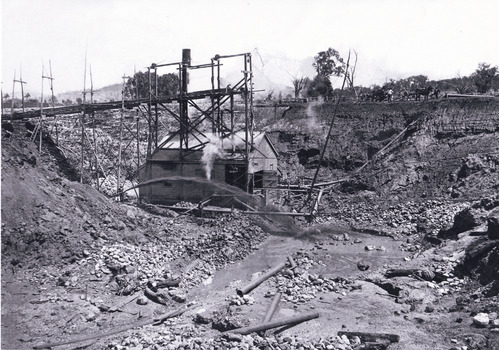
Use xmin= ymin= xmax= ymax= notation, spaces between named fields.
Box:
xmin=1 ymin=1 xmax=499 ymax=349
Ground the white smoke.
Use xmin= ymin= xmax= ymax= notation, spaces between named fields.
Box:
xmin=305 ymin=96 xmax=324 ymax=131
xmin=201 ymin=135 xmax=223 ymax=180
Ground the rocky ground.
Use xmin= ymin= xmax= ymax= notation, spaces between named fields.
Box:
xmin=2 ymin=99 xmax=499 ymax=350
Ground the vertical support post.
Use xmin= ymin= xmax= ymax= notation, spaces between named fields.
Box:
xmin=154 ymin=67 xmax=159 ymax=148
xmin=11 ymin=71 xmax=16 ymax=118
xmin=117 ymin=75 xmax=125 ymax=201
xmin=80 ymin=114 xmax=85 ymax=183
xmin=20 ymin=68 xmax=25 ymax=113
xmin=80 ymin=58 xmax=87 ymax=183
xmin=147 ymin=67 xmax=152 ymax=158
xmin=180 ymin=49 xmax=190 ymax=150
xmin=230 ymin=94 xmax=235 ymax=152
xmin=90 ymin=65 xmax=98 ymax=190
xmin=243 ymin=55 xmax=250 ymax=192
xmin=216 ymin=60 xmax=221 ymax=136
xmin=136 ymin=109 xmax=140 ymax=168
xmin=248 ymin=54 xmax=254 ymax=148
xmin=211 ymin=59 xmax=216 ymax=133
xmin=39 ymin=66 xmax=44 ymax=153
xmin=49 ymin=61 xmax=59 ymax=145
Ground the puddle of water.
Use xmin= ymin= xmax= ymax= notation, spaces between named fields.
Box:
xmin=204 ymin=225 xmax=405 ymax=292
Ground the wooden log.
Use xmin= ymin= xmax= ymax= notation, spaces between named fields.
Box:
xmin=337 ymin=331 xmax=400 ymax=343
xmin=226 ymin=311 xmax=319 ymax=335
xmin=33 ymin=306 xmax=187 ymax=349
xmin=144 ymin=287 xmax=168 ymax=305
xmin=237 ymin=261 xmax=288 ymax=296
xmin=263 ymin=292 xmax=281 ymax=323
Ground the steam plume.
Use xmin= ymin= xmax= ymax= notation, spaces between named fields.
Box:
xmin=201 ymin=135 xmax=223 ymax=180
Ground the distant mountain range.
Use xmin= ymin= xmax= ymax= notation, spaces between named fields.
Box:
xmin=57 ymin=83 xmax=123 ymax=103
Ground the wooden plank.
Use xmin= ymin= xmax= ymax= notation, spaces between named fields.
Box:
xmin=337 ymin=331 xmax=400 ymax=343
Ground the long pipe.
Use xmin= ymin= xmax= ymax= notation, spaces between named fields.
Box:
xmin=237 ymin=261 xmax=288 ymax=296
xmin=226 ymin=311 xmax=319 ymax=335
xmin=263 ymin=292 xmax=281 ymax=323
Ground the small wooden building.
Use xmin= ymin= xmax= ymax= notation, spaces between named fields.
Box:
xmin=138 ymin=131 xmax=279 ymax=205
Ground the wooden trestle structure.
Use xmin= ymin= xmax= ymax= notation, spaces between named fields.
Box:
xmin=1 ymin=49 xmax=256 ymax=199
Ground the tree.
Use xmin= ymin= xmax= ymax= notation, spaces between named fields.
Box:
xmin=76 ymin=97 xmax=83 ymax=105
xmin=3 ymin=93 xmax=10 ymax=99
xmin=127 ymin=71 xmax=179 ymax=98
xmin=473 ymin=62 xmax=497 ymax=93
xmin=305 ymin=74 xmax=333 ymax=98
xmin=291 ymin=76 xmax=308 ymax=99
xmin=24 ymin=93 xmax=31 ymax=99
xmin=313 ymin=48 xmax=345 ymax=78
xmin=344 ymin=50 xmax=359 ymax=98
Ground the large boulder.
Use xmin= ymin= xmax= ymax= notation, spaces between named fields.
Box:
xmin=453 ymin=207 xmax=486 ymax=233
xmin=439 ymin=207 xmax=486 ymax=238
xmin=487 ymin=208 xmax=499 ymax=240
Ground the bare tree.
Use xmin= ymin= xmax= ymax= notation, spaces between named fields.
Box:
xmin=345 ymin=50 xmax=359 ymax=99
xmin=291 ymin=76 xmax=308 ymax=100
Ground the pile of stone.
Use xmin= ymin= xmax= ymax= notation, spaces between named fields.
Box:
xmin=174 ymin=201 xmax=197 ymax=208
xmin=317 ymin=198 xmax=469 ymax=237
xmin=271 ymin=253 xmax=354 ymax=305
xmin=52 ymin=212 xmax=268 ymax=296
xmin=110 ymin=327 xmax=363 ymax=350
xmin=472 ymin=312 xmax=499 ymax=330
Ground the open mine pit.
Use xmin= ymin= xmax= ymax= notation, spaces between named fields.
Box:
xmin=2 ymin=48 xmax=499 ymax=350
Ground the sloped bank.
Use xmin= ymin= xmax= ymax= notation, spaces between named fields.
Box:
xmin=264 ymin=99 xmax=498 ymax=201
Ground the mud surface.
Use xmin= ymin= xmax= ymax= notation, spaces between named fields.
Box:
xmin=2 ymin=99 xmax=499 ymax=349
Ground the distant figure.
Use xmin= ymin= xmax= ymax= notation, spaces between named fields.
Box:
xmin=387 ymin=89 xmax=394 ymax=102
xmin=433 ymin=87 xmax=440 ymax=99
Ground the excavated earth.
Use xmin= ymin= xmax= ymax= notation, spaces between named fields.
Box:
xmin=2 ymin=98 xmax=499 ymax=350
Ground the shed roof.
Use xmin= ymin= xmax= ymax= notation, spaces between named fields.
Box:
xmin=157 ymin=131 xmax=278 ymax=157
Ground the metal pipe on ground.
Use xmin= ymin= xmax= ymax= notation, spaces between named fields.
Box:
xmin=263 ymin=292 xmax=281 ymax=323
xmin=287 ymin=256 xmax=297 ymax=269
xmin=226 ymin=311 xmax=319 ymax=335
xmin=237 ymin=261 xmax=288 ymax=296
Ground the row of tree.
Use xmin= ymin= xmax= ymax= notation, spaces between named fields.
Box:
xmin=289 ymin=48 xmax=498 ymax=100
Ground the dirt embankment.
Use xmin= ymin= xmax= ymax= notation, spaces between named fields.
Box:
xmin=263 ymin=99 xmax=498 ymax=201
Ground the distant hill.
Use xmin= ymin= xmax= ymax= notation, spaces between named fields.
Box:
xmin=57 ymin=82 xmax=122 ymax=103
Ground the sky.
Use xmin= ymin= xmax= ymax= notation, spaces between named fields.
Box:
xmin=2 ymin=0 xmax=498 ymax=98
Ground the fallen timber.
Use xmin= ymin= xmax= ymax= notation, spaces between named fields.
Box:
xmin=32 ymin=305 xmax=190 ymax=349
xmin=337 ymin=331 xmax=400 ymax=343
xmin=263 ymin=292 xmax=282 ymax=323
xmin=2 ymin=88 xmax=244 ymax=121
xmin=237 ymin=260 xmax=290 ymax=296
xmin=225 ymin=311 xmax=320 ymax=335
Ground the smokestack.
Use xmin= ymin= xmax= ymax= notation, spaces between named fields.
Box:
xmin=180 ymin=49 xmax=190 ymax=149
xmin=182 ymin=49 xmax=191 ymax=67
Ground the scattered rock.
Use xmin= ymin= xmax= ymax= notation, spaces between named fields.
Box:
xmin=472 ymin=313 xmax=489 ymax=328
